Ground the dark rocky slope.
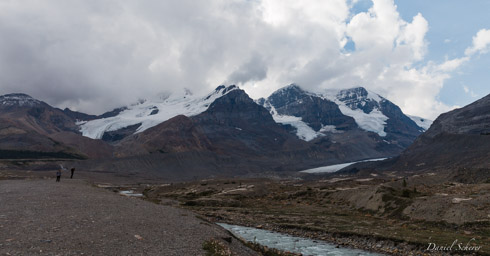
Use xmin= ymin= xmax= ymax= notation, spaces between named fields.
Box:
xmin=395 ymin=93 xmax=490 ymax=171
xmin=344 ymin=93 xmax=490 ymax=182
xmin=0 ymin=93 xmax=112 ymax=159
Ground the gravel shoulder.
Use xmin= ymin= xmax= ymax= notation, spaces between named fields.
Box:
xmin=0 ymin=178 xmax=257 ymax=255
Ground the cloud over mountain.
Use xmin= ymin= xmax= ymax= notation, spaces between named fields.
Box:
xmin=0 ymin=0 xmax=487 ymax=118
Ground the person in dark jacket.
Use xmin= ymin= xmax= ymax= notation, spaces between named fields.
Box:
xmin=70 ymin=167 xmax=75 ymax=179
xmin=56 ymin=169 xmax=61 ymax=182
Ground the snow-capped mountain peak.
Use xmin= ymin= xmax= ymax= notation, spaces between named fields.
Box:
xmin=204 ymin=85 xmax=238 ymax=100
xmin=325 ymin=87 xmax=388 ymax=137
xmin=337 ymin=87 xmax=382 ymax=101
xmin=258 ymin=85 xmax=426 ymax=142
xmin=273 ymin=83 xmax=305 ymax=94
xmin=334 ymin=87 xmax=384 ymax=112
xmin=0 ymin=93 xmax=41 ymax=107
xmin=258 ymin=85 xmax=354 ymax=141
xmin=79 ymin=85 xmax=239 ymax=139
xmin=268 ymin=84 xmax=315 ymax=101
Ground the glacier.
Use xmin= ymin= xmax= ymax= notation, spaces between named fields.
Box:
xmin=79 ymin=85 xmax=238 ymax=139
xmin=300 ymin=158 xmax=387 ymax=173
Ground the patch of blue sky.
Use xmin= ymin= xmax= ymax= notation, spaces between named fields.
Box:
xmin=349 ymin=0 xmax=373 ymax=17
xmin=395 ymin=0 xmax=490 ymax=107
xmin=343 ymin=37 xmax=356 ymax=52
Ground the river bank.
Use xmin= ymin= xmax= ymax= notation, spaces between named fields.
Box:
xmin=143 ymin=177 xmax=489 ymax=255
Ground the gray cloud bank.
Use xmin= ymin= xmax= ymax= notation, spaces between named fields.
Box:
xmin=0 ymin=0 xmax=485 ymax=118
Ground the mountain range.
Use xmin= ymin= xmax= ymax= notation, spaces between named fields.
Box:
xmin=0 ymin=85 xmax=435 ymax=180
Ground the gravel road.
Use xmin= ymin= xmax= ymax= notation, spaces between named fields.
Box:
xmin=0 ymin=178 xmax=257 ymax=255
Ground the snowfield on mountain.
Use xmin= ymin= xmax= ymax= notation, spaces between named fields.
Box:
xmin=79 ymin=85 xmax=239 ymax=139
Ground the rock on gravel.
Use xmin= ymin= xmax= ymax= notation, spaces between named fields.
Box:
xmin=0 ymin=179 xmax=257 ymax=255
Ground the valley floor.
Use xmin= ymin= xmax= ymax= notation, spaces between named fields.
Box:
xmin=1 ymin=166 xmax=488 ymax=255
xmin=0 ymin=177 xmax=256 ymax=256
xmin=143 ymin=177 xmax=490 ymax=255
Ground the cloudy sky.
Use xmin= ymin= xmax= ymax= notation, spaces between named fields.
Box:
xmin=0 ymin=0 xmax=489 ymax=119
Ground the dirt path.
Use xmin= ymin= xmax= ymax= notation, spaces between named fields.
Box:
xmin=0 ymin=178 xmax=257 ymax=255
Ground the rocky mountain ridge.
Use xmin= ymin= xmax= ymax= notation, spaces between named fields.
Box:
xmin=258 ymin=84 xmax=424 ymax=150
xmin=0 ymin=94 xmax=111 ymax=159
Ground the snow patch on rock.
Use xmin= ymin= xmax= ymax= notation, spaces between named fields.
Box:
xmin=408 ymin=115 xmax=433 ymax=131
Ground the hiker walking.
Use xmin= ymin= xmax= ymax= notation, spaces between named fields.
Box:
xmin=70 ymin=167 xmax=75 ymax=179
xmin=57 ymin=164 xmax=67 ymax=182
xmin=56 ymin=169 xmax=61 ymax=182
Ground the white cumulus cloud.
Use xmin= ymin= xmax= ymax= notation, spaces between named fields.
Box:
xmin=465 ymin=29 xmax=490 ymax=56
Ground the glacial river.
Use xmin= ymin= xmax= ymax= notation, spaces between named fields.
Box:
xmin=218 ymin=223 xmax=382 ymax=256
